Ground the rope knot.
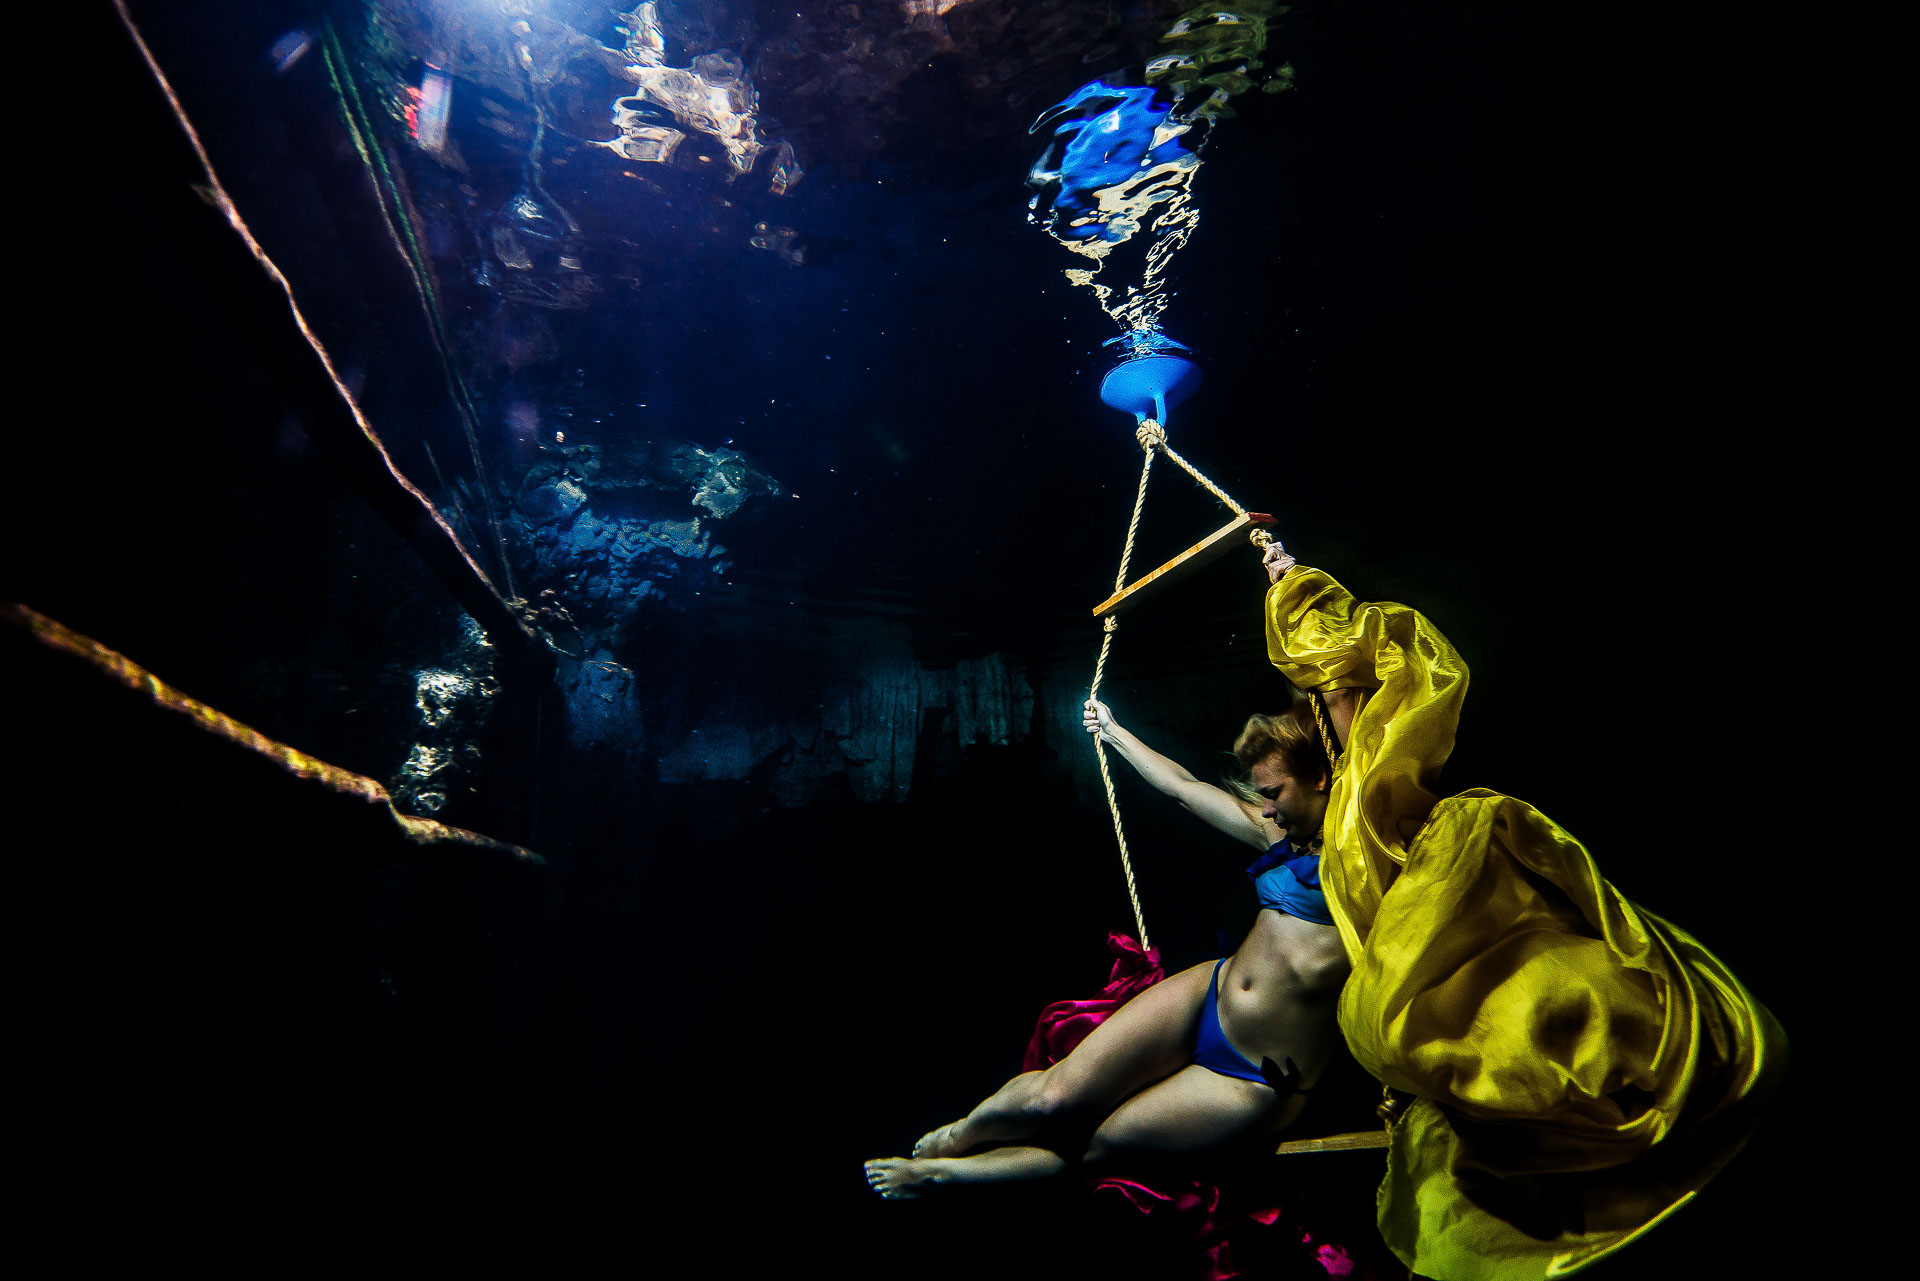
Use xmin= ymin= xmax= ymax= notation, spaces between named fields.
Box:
xmin=1102 ymin=616 xmax=1119 ymax=634
xmin=1135 ymin=420 xmax=1166 ymax=451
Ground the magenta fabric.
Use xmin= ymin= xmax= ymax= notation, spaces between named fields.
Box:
xmin=1089 ymin=1171 xmax=1377 ymax=1279
xmin=1022 ymin=934 xmax=1386 ymax=1280
xmin=1021 ymin=931 xmax=1166 ymax=1072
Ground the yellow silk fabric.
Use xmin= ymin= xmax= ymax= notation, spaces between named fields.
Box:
xmin=1265 ymin=568 xmax=1784 ymax=1281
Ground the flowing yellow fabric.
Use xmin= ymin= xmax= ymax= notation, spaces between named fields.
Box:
xmin=1265 ymin=568 xmax=1784 ymax=1281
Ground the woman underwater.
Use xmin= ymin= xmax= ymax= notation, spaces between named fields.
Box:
xmin=863 ymin=689 xmax=1358 ymax=1196
xmin=871 ymin=540 xmax=1783 ymax=1280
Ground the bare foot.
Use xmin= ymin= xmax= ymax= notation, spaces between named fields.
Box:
xmin=912 ymin=1121 xmax=965 ymax=1158
xmin=865 ymin=1157 xmax=945 ymax=1200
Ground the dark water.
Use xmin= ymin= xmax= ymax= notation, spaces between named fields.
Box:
xmin=12 ymin=1 xmax=1812 ymax=1275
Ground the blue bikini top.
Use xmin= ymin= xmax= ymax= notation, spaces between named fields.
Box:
xmin=1245 ymin=837 xmax=1334 ymax=927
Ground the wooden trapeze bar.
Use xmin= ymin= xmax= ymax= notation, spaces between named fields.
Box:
xmin=1092 ymin=512 xmax=1276 ymax=619
xmin=1274 ymin=1129 xmax=1391 ymax=1156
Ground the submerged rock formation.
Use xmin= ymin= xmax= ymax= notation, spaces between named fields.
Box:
xmin=654 ymin=624 xmax=1035 ymax=806
xmin=459 ymin=433 xmax=778 ymax=778
xmin=494 ymin=436 xmax=781 ymax=652
xmin=391 ymin=613 xmax=499 ymax=818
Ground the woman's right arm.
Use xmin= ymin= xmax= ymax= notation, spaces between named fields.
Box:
xmin=1083 ymin=698 xmax=1272 ymax=851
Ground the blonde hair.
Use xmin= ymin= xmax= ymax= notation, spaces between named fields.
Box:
xmin=1228 ymin=692 xmax=1330 ymax=792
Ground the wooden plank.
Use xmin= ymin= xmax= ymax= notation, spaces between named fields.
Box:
xmin=1092 ymin=513 xmax=1276 ymax=619
xmin=1274 ymin=1130 xmax=1391 ymax=1156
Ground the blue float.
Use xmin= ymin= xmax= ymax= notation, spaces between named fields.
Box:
xmin=1100 ymin=346 xmax=1203 ymax=426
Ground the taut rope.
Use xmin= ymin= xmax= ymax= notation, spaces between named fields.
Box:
xmin=1089 ymin=420 xmax=1273 ymax=952
xmin=1087 ymin=426 xmax=1160 ymax=950
xmin=1309 ymin=689 xmax=1344 ymax=774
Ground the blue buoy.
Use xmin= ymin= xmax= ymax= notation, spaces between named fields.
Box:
xmin=1100 ymin=352 xmax=1203 ymax=426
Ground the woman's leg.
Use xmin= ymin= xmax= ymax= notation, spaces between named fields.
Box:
xmin=866 ymin=1145 xmax=1069 ymax=1200
xmin=1081 ymin=1063 xmax=1282 ymax=1160
xmin=916 ymin=959 xmax=1218 ymax=1159
xmin=866 ymin=1064 xmax=1282 ymax=1198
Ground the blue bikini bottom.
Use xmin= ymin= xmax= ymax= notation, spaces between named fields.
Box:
xmin=1193 ymin=959 xmax=1267 ymax=1085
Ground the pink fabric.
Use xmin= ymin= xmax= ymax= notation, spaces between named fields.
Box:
xmin=1088 ymin=1170 xmax=1382 ymax=1280
xmin=1021 ymin=931 xmax=1165 ymax=1072
xmin=1022 ymin=934 xmax=1388 ymax=1280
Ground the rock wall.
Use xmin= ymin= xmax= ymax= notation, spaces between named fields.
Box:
xmin=653 ymin=624 xmax=1035 ymax=806
xmin=483 ymin=435 xmax=780 ymax=647
xmin=458 ymin=434 xmax=1040 ymax=807
xmin=390 ymin=614 xmax=500 ymax=818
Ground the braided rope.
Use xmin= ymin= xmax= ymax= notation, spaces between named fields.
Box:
xmin=1309 ymin=689 xmax=1343 ymax=771
xmin=1089 ymin=419 xmax=1272 ymax=952
xmin=1157 ymin=439 xmax=1247 ymax=518
xmin=1138 ymin=420 xmax=1273 ymax=549
xmin=1088 ymin=432 xmax=1160 ymax=951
